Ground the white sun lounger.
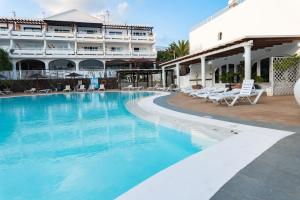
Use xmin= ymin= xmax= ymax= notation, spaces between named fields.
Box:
xmin=77 ymin=85 xmax=86 ymax=92
xmin=194 ymin=88 xmax=229 ymax=100
xmin=39 ymin=89 xmax=52 ymax=93
xmin=98 ymin=84 xmax=106 ymax=91
xmin=190 ymin=87 xmax=216 ymax=97
xmin=24 ymin=88 xmax=37 ymax=94
xmin=0 ymin=91 xmax=7 ymax=96
xmin=63 ymin=85 xmax=71 ymax=92
xmin=209 ymin=80 xmax=264 ymax=106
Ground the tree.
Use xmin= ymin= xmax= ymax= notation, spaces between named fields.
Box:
xmin=0 ymin=48 xmax=12 ymax=71
xmin=156 ymin=40 xmax=190 ymax=64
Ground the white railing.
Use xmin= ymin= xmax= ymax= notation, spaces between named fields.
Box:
xmin=11 ymin=30 xmax=43 ymax=38
xmin=105 ymin=35 xmax=130 ymax=41
xmin=0 ymin=30 xmax=9 ymax=37
xmin=45 ymin=32 xmax=74 ymax=39
xmin=13 ymin=48 xmax=44 ymax=55
xmin=46 ymin=48 xmax=75 ymax=55
xmin=77 ymin=33 xmax=103 ymax=39
xmin=191 ymin=0 xmax=246 ymax=31
xmin=132 ymin=51 xmax=156 ymax=57
xmin=131 ymin=35 xmax=155 ymax=42
xmin=77 ymin=49 xmax=104 ymax=55
xmin=106 ymin=51 xmax=131 ymax=56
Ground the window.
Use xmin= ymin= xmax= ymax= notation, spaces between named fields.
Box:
xmin=218 ymin=32 xmax=223 ymax=41
xmin=133 ymin=47 xmax=140 ymax=52
xmin=133 ymin=32 xmax=146 ymax=36
xmin=110 ymin=47 xmax=122 ymax=52
xmin=109 ymin=31 xmax=122 ymax=36
xmin=54 ymin=29 xmax=70 ymax=33
xmin=24 ymin=27 xmax=42 ymax=32
xmin=83 ymin=46 xmax=99 ymax=51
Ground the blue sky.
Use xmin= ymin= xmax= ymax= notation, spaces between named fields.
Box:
xmin=0 ymin=0 xmax=228 ymax=46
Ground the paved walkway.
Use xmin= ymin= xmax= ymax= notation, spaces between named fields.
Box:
xmin=154 ymin=93 xmax=300 ymax=200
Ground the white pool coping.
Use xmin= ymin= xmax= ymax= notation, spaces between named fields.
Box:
xmin=118 ymin=92 xmax=294 ymax=200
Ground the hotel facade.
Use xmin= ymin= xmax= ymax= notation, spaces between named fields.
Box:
xmin=161 ymin=0 xmax=300 ymax=96
xmin=0 ymin=9 xmax=157 ymax=80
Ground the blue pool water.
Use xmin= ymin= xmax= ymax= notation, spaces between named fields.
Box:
xmin=0 ymin=92 xmax=202 ymax=200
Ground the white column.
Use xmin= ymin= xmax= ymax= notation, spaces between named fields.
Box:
xmin=12 ymin=61 xmax=17 ymax=80
xmin=244 ymin=44 xmax=252 ymax=80
xmin=75 ymin=60 xmax=79 ymax=71
xmin=103 ymin=60 xmax=106 ymax=78
xmin=162 ymin=67 xmax=166 ymax=88
xmin=176 ymin=63 xmax=180 ymax=87
xmin=201 ymin=57 xmax=206 ymax=87
xmin=257 ymin=60 xmax=261 ymax=76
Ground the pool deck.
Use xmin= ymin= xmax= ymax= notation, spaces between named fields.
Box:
xmin=119 ymin=93 xmax=295 ymax=200
xmin=156 ymin=93 xmax=300 ymax=200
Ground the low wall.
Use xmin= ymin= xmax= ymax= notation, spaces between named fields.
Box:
xmin=0 ymin=78 xmax=118 ymax=92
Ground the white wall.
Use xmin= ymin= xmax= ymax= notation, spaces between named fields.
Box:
xmin=190 ymin=0 xmax=300 ymax=53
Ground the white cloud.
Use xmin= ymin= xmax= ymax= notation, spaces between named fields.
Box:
xmin=33 ymin=0 xmax=130 ymax=23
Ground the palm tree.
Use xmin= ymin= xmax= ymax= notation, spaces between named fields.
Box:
xmin=169 ymin=40 xmax=189 ymax=58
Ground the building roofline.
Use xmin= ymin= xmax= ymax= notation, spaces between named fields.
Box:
xmin=160 ymin=35 xmax=300 ymax=67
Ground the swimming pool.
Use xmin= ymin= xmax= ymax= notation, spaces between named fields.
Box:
xmin=0 ymin=92 xmax=204 ymax=200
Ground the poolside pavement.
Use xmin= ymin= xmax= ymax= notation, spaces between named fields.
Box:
xmin=155 ymin=93 xmax=300 ymax=200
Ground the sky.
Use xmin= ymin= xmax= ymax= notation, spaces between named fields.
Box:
xmin=0 ymin=0 xmax=228 ymax=46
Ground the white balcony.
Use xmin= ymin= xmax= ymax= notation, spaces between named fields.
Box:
xmin=46 ymin=48 xmax=75 ymax=55
xmin=131 ymin=35 xmax=155 ymax=42
xmin=132 ymin=51 xmax=157 ymax=57
xmin=45 ymin=32 xmax=74 ymax=39
xmin=105 ymin=35 xmax=130 ymax=41
xmin=77 ymin=49 xmax=104 ymax=55
xmin=11 ymin=31 xmax=43 ymax=38
xmin=0 ymin=29 xmax=9 ymax=38
xmin=106 ymin=51 xmax=131 ymax=57
xmin=13 ymin=48 xmax=44 ymax=55
xmin=77 ymin=33 xmax=103 ymax=40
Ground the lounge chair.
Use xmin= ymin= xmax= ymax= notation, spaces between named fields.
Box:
xmin=194 ymin=88 xmax=228 ymax=100
xmin=122 ymin=85 xmax=133 ymax=90
xmin=0 ymin=91 xmax=7 ymax=96
xmin=39 ymin=89 xmax=52 ymax=93
xmin=209 ymin=80 xmax=264 ymax=106
xmin=190 ymin=87 xmax=216 ymax=97
xmin=24 ymin=88 xmax=37 ymax=94
xmin=77 ymin=85 xmax=86 ymax=92
xmin=2 ymin=89 xmax=12 ymax=95
xmin=63 ymin=85 xmax=71 ymax=92
xmin=88 ymin=85 xmax=95 ymax=92
xmin=98 ymin=84 xmax=105 ymax=91
xmin=148 ymin=83 xmax=160 ymax=91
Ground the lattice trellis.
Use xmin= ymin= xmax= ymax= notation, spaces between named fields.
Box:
xmin=272 ymin=57 xmax=300 ymax=96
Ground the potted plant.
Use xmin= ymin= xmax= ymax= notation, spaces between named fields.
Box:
xmin=192 ymin=72 xmax=202 ymax=89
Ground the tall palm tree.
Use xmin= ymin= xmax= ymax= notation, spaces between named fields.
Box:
xmin=169 ymin=40 xmax=189 ymax=58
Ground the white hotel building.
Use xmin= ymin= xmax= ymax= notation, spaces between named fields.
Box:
xmin=161 ymin=0 xmax=300 ymax=96
xmin=0 ymin=9 xmax=156 ymax=80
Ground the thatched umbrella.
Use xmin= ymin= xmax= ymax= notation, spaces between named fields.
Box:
xmin=66 ymin=72 xmax=83 ymax=89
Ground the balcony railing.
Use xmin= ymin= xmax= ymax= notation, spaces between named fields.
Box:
xmin=131 ymin=35 xmax=155 ymax=42
xmin=11 ymin=30 xmax=43 ymax=38
xmin=77 ymin=33 xmax=103 ymax=39
xmin=106 ymin=51 xmax=131 ymax=56
xmin=45 ymin=32 xmax=74 ymax=39
xmin=132 ymin=51 xmax=156 ymax=57
xmin=77 ymin=49 xmax=104 ymax=55
xmin=105 ymin=35 xmax=130 ymax=41
xmin=46 ymin=48 xmax=75 ymax=55
xmin=13 ymin=48 xmax=44 ymax=55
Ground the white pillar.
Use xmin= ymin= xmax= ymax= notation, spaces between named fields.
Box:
xmin=176 ymin=63 xmax=180 ymax=87
xmin=12 ymin=61 xmax=17 ymax=80
xmin=257 ymin=60 xmax=261 ymax=76
xmin=103 ymin=60 xmax=106 ymax=78
xmin=75 ymin=60 xmax=79 ymax=71
xmin=244 ymin=44 xmax=252 ymax=80
xmin=162 ymin=67 xmax=166 ymax=88
xmin=201 ymin=57 xmax=206 ymax=87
